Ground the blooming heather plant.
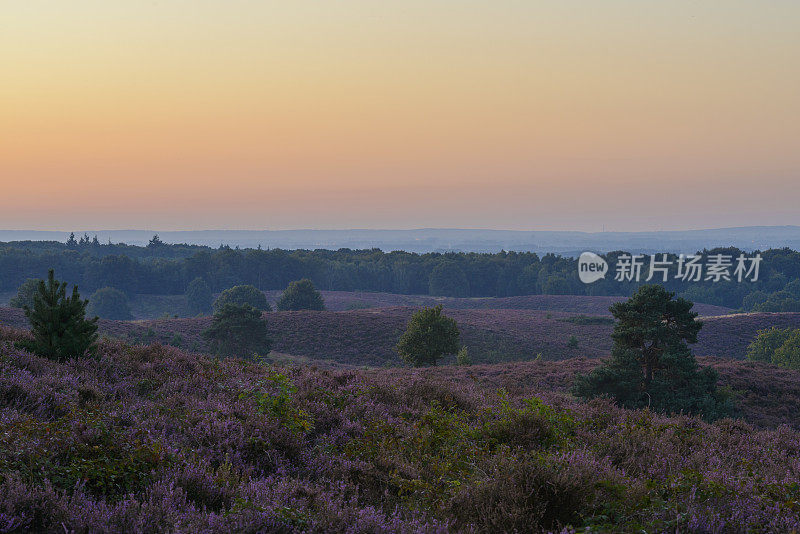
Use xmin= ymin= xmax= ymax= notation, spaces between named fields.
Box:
xmin=0 ymin=327 xmax=799 ymax=532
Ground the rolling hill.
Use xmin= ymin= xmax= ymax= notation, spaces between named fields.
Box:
xmin=2 ymin=306 xmax=797 ymax=366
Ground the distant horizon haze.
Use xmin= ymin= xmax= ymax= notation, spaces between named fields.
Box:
xmin=2 ymin=226 xmax=799 ymax=255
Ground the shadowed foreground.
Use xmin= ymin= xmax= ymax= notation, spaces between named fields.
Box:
xmin=1 ymin=327 xmax=799 ymax=532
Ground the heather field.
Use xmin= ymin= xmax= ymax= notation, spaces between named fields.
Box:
xmin=1 ymin=307 xmax=798 ymax=366
xmin=0 ymin=292 xmax=732 ymax=321
xmin=1 ymin=328 xmax=799 ymax=533
xmin=262 ymin=291 xmax=734 ymax=316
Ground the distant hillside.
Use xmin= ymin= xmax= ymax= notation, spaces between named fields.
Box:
xmin=264 ymin=290 xmax=734 ymax=317
xmin=3 ymin=225 xmax=800 ymax=253
xmin=3 ymin=307 xmax=796 ymax=366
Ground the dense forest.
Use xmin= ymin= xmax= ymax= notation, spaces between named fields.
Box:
xmin=1 ymin=238 xmax=800 ymax=310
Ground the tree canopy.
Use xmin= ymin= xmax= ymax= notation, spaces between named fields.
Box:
xmin=276 ymin=279 xmax=325 ymax=311
xmin=87 ymin=287 xmax=132 ymax=320
xmin=572 ymin=285 xmax=733 ymax=420
xmin=747 ymin=326 xmax=800 ymax=369
xmin=202 ymin=303 xmax=272 ymax=359
xmin=213 ymin=284 xmax=270 ymax=313
xmin=396 ymin=305 xmax=460 ymax=366
xmin=9 ymin=278 xmax=41 ymax=310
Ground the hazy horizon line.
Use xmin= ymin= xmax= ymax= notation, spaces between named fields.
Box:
xmin=3 ymin=224 xmax=800 ymax=236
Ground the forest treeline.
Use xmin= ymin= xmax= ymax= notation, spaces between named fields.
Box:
xmin=1 ymin=239 xmax=800 ymax=310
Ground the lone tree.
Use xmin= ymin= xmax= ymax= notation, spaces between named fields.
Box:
xmin=572 ymin=285 xmax=732 ymax=420
xmin=9 ymin=279 xmax=41 ymax=310
xmin=213 ymin=284 xmax=271 ymax=313
xmin=147 ymin=234 xmax=164 ymax=248
xmin=186 ymin=277 xmax=214 ymax=315
xmin=202 ymin=303 xmax=272 ymax=359
xmin=276 ymin=279 xmax=325 ymax=311
xmin=396 ymin=305 xmax=460 ymax=366
xmin=18 ymin=270 xmax=98 ymax=361
xmin=87 ymin=287 xmax=133 ymax=320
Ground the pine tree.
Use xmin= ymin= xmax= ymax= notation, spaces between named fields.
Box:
xmin=66 ymin=232 xmax=78 ymax=248
xmin=572 ymin=285 xmax=733 ymax=420
xmin=148 ymin=234 xmax=164 ymax=247
xmin=18 ymin=270 xmax=99 ymax=361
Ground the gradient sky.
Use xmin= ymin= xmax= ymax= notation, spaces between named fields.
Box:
xmin=2 ymin=1 xmax=799 ymax=231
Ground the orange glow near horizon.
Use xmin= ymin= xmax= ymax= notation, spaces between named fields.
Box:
xmin=2 ymin=1 xmax=799 ymax=231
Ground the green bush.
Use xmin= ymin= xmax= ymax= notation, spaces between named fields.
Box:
xmin=771 ymin=330 xmax=800 ymax=370
xmin=396 ymin=305 xmax=460 ymax=366
xmin=213 ymin=284 xmax=270 ymax=313
xmin=746 ymin=326 xmax=794 ymax=363
xmin=0 ymin=410 xmax=164 ymax=499
xmin=456 ymin=346 xmax=472 ymax=366
xmin=9 ymin=279 xmax=40 ymax=309
xmin=240 ymin=370 xmax=313 ymax=434
xmin=275 ymin=279 xmax=325 ymax=311
xmin=202 ymin=303 xmax=272 ymax=358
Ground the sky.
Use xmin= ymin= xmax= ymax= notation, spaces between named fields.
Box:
xmin=2 ymin=1 xmax=799 ymax=232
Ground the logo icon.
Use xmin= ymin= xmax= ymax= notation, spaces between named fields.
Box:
xmin=578 ymin=252 xmax=607 ymax=284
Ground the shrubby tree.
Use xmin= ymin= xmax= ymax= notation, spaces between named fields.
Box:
xmin=186 ymin=277 xmax=213 ymax=315
xmin=773 ymin=330 xmax=800 ymax=369
xmin=747 ymin=326 xmax=800 ymax=369
xmin=456 ymin=346 xmax=472 ymax=366
xmin=9 ymin=279 xmax=41 ymax=309
xmin=202 ymin=303 xmax=272 ymax=358
xmin=214 ymin=284 xmax=270 ymax=313
xmin=572 ymin=285 xmax=732 ymax=420
xmin=396 ymin=305 xmax=460 ymax=366
xmin=276 ymin=279 xmax=325 ymax=311
xmin=18 ymin=270 xmax=98 ymax=361
xmin=87 ymin=287 xmax=133 ymax=320
xmin=746 ymin=326 xmax=794 ymax=363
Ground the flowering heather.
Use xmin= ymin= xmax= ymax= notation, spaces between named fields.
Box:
xmin=261 ymin=291 xmax=734 ymax=317
xmin=1 ymin=327 xmax=800 ymax=532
